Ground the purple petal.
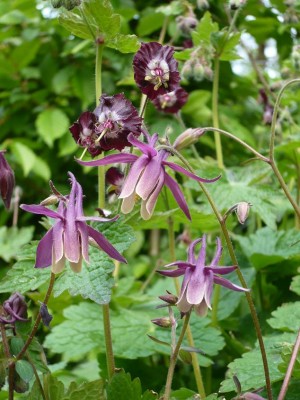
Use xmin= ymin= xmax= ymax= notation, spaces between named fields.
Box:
xmin=188 ymin=238 xmax=202 ymax=264
xmin=135 ymin=157 xmax=163 ymax=200
xmin=87 ymin=226 xmax=127 ymax=263
xmin=163 ymin=161 xmax=221 ymax=183
xmin=196 ymin=234 xmax=206 ymax=268
xmin=210 ymin=237 xmax=222 ymax=266
xmin=204 ymin=272 xmax=213 ymax=309
xmin=164 ymin=173 xmax=191 ymax=220
xmin=177 ymin=267 xmax=193 ymax=304
xmin=119 ymin=156 xmax=149 ymax=198
xmin=194 ymin=300 xmax=209 ymax=317
xmin=77 ymin=221 xmax=89 ymax=263
xmin=128 ymin=133 xmax=157 ymax=158
xmin=213 ymin=276 xmax=249 ymax=292
xmin=52 ymin=220 xmax=64 ymax=265
xmin=206 ymin=265 xmax=237 ymax=275
xmin=64 ymin=175 xmax=80 ymax=264
xmin=164 ymin=261 xmax=193 ymax=269
xmin=20 ymin=204 xmax=62 ymax=220
xmin=157 ymin=268 xmax=186 ymax=277
xmin=76 ymin=153 xmax=138 ymax=167
xmin=77 ymin=215 xmax=119 ymax=223
xmin=35 ymin=227 xmax=54 ymax=268
xmin=186 ymin=268 xmax=207 ymax=305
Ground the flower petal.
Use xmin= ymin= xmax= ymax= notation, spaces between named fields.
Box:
xmin=87 ymin=226 xmax=127 ymax=263
xmin=163 ymin=161 xmax=221 ymax=183
xmin=210 ymin=237 xmax=222 ymax=266
xmin=76 ymin=153 xmax=138 ymax=167
xmin=164 ymin=173 xmax=191 ymax=220
xmin=121 ymin=192 xmax=136 ymax=214
xmin=188 ymin=238 xmax=202 ymax=264
xmin=157 ymin=268 xmax=186 ymax=277
xmin=77 ymin=215 xmax=119 ymax=223
xmin=213 ymin=276 xmax=249 ymax=292
xmin=52 ymin=220 xmax=64 ymax=265
xmin=196 ymin=234 xmax=206 ymax=268
xmin=20 ymin=204 xmax=62 ymax=220
xmin=207 ymin=266 xmax=237 ymax=274
xmin=194 ymin=300 xmax=209 ymax=317
xmin=35 ymin=227 xmax=54 ymax=268
xmin=119 ymin=156 xmax=149 ymax=199
xmin=70 ymin=257 xmax=83 ymax=273
xmin=52 ymin=255 xmax=66 ymax=274
xmin=141 ymin=170 xmax=164 ymax=219
xmin=127 ymin=133 xmax=157 ymax=158
xmin=163 ymin=261 xmax=193 ymax=269
xmin=77 ymin=221 xmax=89 ymax=264
xmin=136 ymin=157 xmax=163 ymax=200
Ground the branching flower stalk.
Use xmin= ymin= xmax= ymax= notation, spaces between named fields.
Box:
xmin=158 ymin=144 xmax=273 ymax=400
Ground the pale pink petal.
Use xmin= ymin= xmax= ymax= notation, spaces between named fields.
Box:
xmin=70 ymin=257 xmax=83 ymax=273
xmin=77 ymin=215 xmax=119 ymax=223
xmin=76 ymin=153 xmax=138 ymax=167
xmin=204 ymin=270 xmax=214 ymax=309
xmin=135 ymin=157 xmax=162 ymax=200
xmin=188 ymin=238 xmax=202 ymax=264
xmin=52 ymin=220 xmax=64 ymax=264
xmin=194 ymin=300 xmax=208 ymax=316
xmin=164 ymin=173 xmax=191 ymax=220
xmin=186 ymin=268 xmax=206 ymax=305
xmin=77 ymin=221 xmax=89 ymax=263
xmin=141 ymin=170 xmax=165 ymax=219
xmin=196 ymin=234 xmax=206 ymax=268
xmin=119 ymin=156 xmax=149 ymax=198
xmin=121 ymin=192 xmax=136 ymax=214
xmin=51 ymin=255 xmax=66 ymax=274
xmin=210 ymin=237 xmax=222 ymax=266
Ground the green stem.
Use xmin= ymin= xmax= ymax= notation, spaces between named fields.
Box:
xmin=166 ymin=148 xmax=273 ymax=400
xmin=0 ymin=323 xmax=14 ymax=400
xmin=163 ymin=313 xmax=191 ymax=400
xmin=211 ymin=285 xmax=221 ymax=326
xmin=102 ymin=303 xmax=115 ymax=379
xmin=16 ymin=273 xmax=56 ymax=362
xmin=212 ymin=58 xmax=224 ymax=169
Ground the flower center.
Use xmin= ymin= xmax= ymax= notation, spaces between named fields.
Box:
xmin=145 ymin=59 xmax=170 ymax=91
xmin=158 ymin=92 xmax=177 ymax=109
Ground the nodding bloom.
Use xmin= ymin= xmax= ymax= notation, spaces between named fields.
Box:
xmin=20 ymin=172 xmax=126 ymax=274
xmin=133 ymin=42 xmax=180 ymax=100
xmin=152 ymin=87 xmax=188 ymax=114
xmin=77 ymin=133 xmax=220 ymax=220
xmin=0 ymin=150 xmax=15 ymax=209
xmin=159 ymin=235 xmax=248 ymax=316
xmin=69 ymin=93 xmax=142 ymax=156
xmin=0 ymin=293 xmax=28 ymax=325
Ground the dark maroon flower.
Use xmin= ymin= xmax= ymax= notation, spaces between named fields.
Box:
xmin=152 ymin=87 xmax=188 ymax=114
xmin=69 ymin=111 xmax=100 ymax=157
xmin=0 ymin=150 xmax=15 ymax=209
xmin=39 ymin=302 xmax=53 ymax=327
xmin=133 ymin=42 xmax=180 ymax=100
xmin=93 ymin=93 xmax=142 ymax=151
xmin=0 ymin=293 xmax=28 ymax=325
xmin=106 ymin=167 xmax=125 ymax=198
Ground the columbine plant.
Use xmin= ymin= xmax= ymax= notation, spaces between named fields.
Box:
xmin=20 ymin=172 xmax=126 ymax=273
xmin=159 ymin=235 xmax=248 ymax=316
xmin=77 ymin=132 xmax=220 ymax=220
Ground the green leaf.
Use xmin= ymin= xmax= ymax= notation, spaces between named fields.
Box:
xmin=106 ymin=371 xmax=142 ymax=400
xmin=36 ymin=108 xmax=70 ymax=147
xmin=278 ymin=344 xmax=300 ymax=378
xmin=234 ymin=228 xmax=300 ymax=270
xmin=66 ymin=379 xmax=105 ymax=400
xmin=31 ymin=156 xmax=51 ymax=181
xmin=0 ymin=226 xmax=34 ymax=262
xmin=219 ymin=32 xmax=241 ymax=61
xmin=220 ymin=332 xmax=297 ymax=393
xmin=291 ymin=274 xmax=300 ymax=295
xmin=156 ymin=1 xmax=185 ymax=16
xmin=106 ymin=33 xmax=140 ymax=53
xmin=15 ymin=360 xmax=34 ymax=384
xmin=191 ymin=11 xmax=218 ymax=47
xmin=0 ymin=242 xmax=51 ymax=294
xmin=10 ymin=142 xmax=36 ymax=176
xmin=10 ymin=337 xmax=24 ymax=355
xmin=170 ymin=388 xmax=197 ymax=400
xmin=11 ymin=40 xmax=40 ymax=69
xmin=54 ymin=219 xmax=135 ymax=304
xmin=136 ymin=12 xmax=164 ymax=36
xmin=267 ymin=302 xmax=300 ymax=332
xmin=59 ymin=12 xmax=94 ymax=40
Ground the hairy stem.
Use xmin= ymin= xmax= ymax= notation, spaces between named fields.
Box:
xmin=278 ymin=329 xmax=300 ymax=400
xmin=212 ymin=58 xmax=224 ymax=169
xmin=163 ymin=313 xmax=191 ymax=400
xmin=16 ymin=272 xmax=56 ymax=361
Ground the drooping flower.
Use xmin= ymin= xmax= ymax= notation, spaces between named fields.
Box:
xmin=69 ymin=94 xmax=142 ymax=156
xmin=152 ymin=87 xmax=188 ymax=114
xmin=133 ymin=42 xmax=180 ymax=100
xmin=20 ymin=172 xmax=126 ymax=274
xmin=159 ymin=235 xmax=248 ymax=316
xmin=77 ymin=133 xmax=220 ymax=220
xmin=0 ymin=293 xmax=28 ymax=325
xmin=0 ymin=150 xmax=15 ymax=209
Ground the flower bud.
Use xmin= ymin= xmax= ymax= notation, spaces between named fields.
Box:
xmin=63 ymin=0 xmax=81 ymax=10
xmin=197 ymin=0 xmax=209 ymax=9
xmin=39 ymin=302 xmax=53 ymax=327
xmin=0 ymin=293 xmax=28 ymax=324
xmin=176 ymin=16 xmax=198 ymax=36
xmin=174 ymin=128 xmax=205 ymax=151
xmin=159 ymin=292 xmax=178 ymax=305
xmin=181 ymin=61 xmax=194 ymax=80
xmin=151 ymin=317 xmax=172 ymax=328
xmin=0 ymin=150 xmax=15 ymax=209
xmin=236 ymin=202 xmax=251 ymax=224
xmin=40 ymin=194 xmax=59 ymax=206
xmin=193 ymin=62 xmax=205 ymax=81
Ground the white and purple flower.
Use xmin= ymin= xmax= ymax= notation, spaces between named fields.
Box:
xmin=159 ymin=235 xmax=248 ymax=316
xmin=77 ymin=133 xmax=220 ymax=220
xmin=20 ymin=172 xmax=126 ymax=274
xmin=152 ymin=87 xmax=188 ymax=114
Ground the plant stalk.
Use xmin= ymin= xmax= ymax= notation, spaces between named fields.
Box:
xmin=212 ymin=58 xmax=224 ymax=169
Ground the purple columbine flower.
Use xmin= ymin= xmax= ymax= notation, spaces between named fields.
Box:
xmin=159 ymin=235 xmax=248 ymax=316
xmin=0 ymin=293 xmax=28 ymax=325
xmin=70 ymin=94 xmax=142 ymax=156
xmin=152 ymin=87 xmax=188 ymax=114
xmin=0 ymin=150 xmax=15 ymax=209
xmin=77 ymin=133 xmax=220 ymax=220
xmin=133 ymin=42 xmax=180 ymax=100
xmin=20 ymin=172 xmax=126 ymax=274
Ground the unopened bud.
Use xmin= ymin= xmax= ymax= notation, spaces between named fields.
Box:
xmin=181 ymin=61 xmax=193 ymax=80
xmin=40 ymin=194 xmax=59 ymax=206
xmin=151 ymin=317 xmax=172 ymax=328
xmin=176 ymin=16 xmax=198 ymax=36
xmin=174 ymin=128 xmax=205 ymax=151
xmin=159 ymin=292 xmax=178 ymax=305
xmin=204 ymin=65 xmax=213 ymax=80
xmin=39 ymin=302 xmax=53 ymax=327
xmin=51 ymin=0 xmax=63 ymax=8
xmin=236 ymin=202 xmax=251 ymax=224
xmin=193 ymin=62 xmax=205 ymax=81
xmin=63 ymin=0 xmax=81 ymax=10
xmin=229 ymin=0 xmax=247 ymax=10
xmin=0 ymin=150 xmax=15 ymax=209
xmin=197 ymin=0 xmax=209 ymax=10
